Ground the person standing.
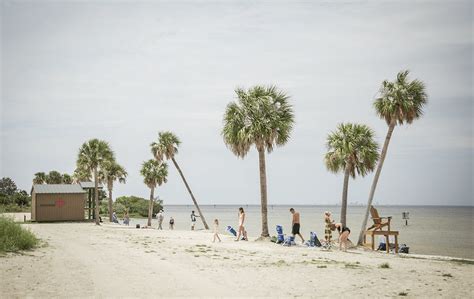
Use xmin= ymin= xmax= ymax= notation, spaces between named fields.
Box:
xmin=190 ymin=210 xmax=200 ymax=230
xmin=157 ymin=210 xmax=164 ymax=230
xmin=212 ymin=219 xmax=222 ymax=243
xmin=123 ymin=210 xmax=130 ymax=226
xmin=235 ymin=207 xmax=248 ymax=241
xmin=290 ymin=208 xmax=305 ymax=243
xmin=324 ymin=211 xmax=334 ymax=245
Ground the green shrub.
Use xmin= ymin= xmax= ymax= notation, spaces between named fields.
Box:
xmin=379 ymin=262 xmax=390 ymax=269
xmin=0 ymin=216 xmax=39 ymax=252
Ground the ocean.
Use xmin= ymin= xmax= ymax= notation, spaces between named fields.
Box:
xmin=131 ymin=205 xmax=474 ymax=259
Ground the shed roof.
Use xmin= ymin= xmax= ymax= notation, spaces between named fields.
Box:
xmin=79 ymin=181 xmax=103 ymax=189
xmin=32 ymin=184 xmax=87 ymax=194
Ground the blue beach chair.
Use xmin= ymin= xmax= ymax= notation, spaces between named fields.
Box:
xmin=276 ymin=225 xmax=284 ymax=244
xmin=226 ymin=226 xmax=237 ymax=237
xmin=283 ymin=235 xmax=296 ymax=246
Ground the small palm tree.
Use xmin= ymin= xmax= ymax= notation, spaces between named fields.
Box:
xmin=222 ymin=85 xmax=295 ymax=238
xmin=151 ymin=131 xmax=210 ymax=230
xmin=325 ymin=123 xmax=379 ymax=227
xmin=62 ymin=173 xmax=73 ymax=184
xmin=77 ymin=139 xmax=115 ymax=225
xmin=46 ymin=170 xmax=63 ymax=184
xmin=140 ymin=159 xmax=168 ymax=227
xmin=72 ymin=167 xmax=91 ymax=183
xmin=99 ymin=161 xmax=127 ymax=222
xmin=357 ymin=70 xmax=428 ymax=245
xmin=33 ymin=172 xmax=47 ymax=184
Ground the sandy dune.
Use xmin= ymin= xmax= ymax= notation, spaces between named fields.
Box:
xmin=1 ymin=222 xmax=472 ymax=298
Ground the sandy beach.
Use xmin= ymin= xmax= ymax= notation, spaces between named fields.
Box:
xmin=1 ymin=222 xmax=472 ymax=298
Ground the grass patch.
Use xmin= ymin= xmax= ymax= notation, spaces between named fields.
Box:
xmin=442 ymin=273 xmax=453 ymax=278
xmin=317 ymin=265 xmax=327 ymax=268
xmin=398 ymin=292 xmax=408 ymax=296
xmin=0 ymin=216 xmax=39 ymax=253
xmin=379 ymin=263 xmax=390 ymax=269
xmin=344 ymin=262 xmax=361 ymax=269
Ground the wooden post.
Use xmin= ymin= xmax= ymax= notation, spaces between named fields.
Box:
xmin=385 ymin=235 xmax=389 ymax=253
xmin=371 ymin=233 xmax=375 ymax=251
xmin=395 ymin=235 xmax=399 ymax=253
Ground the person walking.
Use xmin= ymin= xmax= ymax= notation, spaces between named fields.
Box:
xmin=290 ymin=208 xmax=305 ymax=243
xmin=190 ymin=210 xmax=200 ymax=230
xmin=157 ymin=210 xmax=164 ymax=230
xmin=235 ymin=207 xmax=248 ymax=241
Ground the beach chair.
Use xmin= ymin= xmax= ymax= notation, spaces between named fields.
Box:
xmin=305 ymin=232 xmax=322 ymax=247
xmin=283 ymin=236 xmax=296 ymax=246
xmin=226 ymin=226 xmax=237 ymax=237
xmin=276 ymin=225 xmax=284 ymax=244
xmin=367 ymin=206 xmax=392 ymax=231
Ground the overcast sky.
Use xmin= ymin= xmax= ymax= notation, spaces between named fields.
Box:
xmin=1 ymin=0 xmax=472 ymax=206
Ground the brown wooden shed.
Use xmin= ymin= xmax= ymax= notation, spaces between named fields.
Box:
xmin=31 ymin=184 xmax=87 ymax=221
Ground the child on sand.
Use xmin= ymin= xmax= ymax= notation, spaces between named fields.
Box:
xmin=212 ymin=219 xmax=221 ymax=242
xmin=169 ymin=217 xmax=175 ymax=230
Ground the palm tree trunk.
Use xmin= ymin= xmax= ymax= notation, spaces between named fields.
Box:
xmin=108 ymin=185 xmax=113 ymax=222
xmin=257 ymin=147 xmax=269 ymax=238
xmin=94 ymin=168 xmax=100 ymax=225
xmin=148 ymin=186 xmax=154 ymax=227
xmin=357 ymin=120 xmax=396 ymax=245
xmin=171 ymin=157 xmax=209 ymax=230
xmin=340 ymin=165 xmax=350 ymax=228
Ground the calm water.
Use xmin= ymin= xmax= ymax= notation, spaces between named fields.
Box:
xmin=130 ymin=205 xmax=474 ymax=259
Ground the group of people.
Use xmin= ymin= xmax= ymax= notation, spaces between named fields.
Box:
xmin=156 ymin=210 xmax=175 ymax=230
xmin=220 ymin=207 xmax=352 ymax=251
xmin=288 ymin=209 xmax=351 ymax=251
xmin=115 ymin=206 xmax=351 ymax=251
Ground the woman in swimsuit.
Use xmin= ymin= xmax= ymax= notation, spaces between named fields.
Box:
xmin=235 ymin=207 xmax=248 ymax=241
xmin=335 ymin=223 xmax=351 ymax=252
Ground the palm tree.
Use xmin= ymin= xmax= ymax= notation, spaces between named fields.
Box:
xmin=72 ymin=167 xmax=91 ymax=183
xmin=76 ymin=139 xmax=115 ymax=225
xmin=140 ymin=159 xmax=168 ymax=227
xmin=151 ymin=131 xmax=210 ymax=230
xmin=46 ymin=170 xmax=63 ymax=184
xmin=33 ymin=172 xmax=47 ymax=184
xmin=62 ymin=173 xmax=73 ymax=184
xmin=357 ymin=70 xmax=428 ymax=245
xmin=222 ymin=85 xmax=295 ymax=238
xmin=325 ymin=123 xmax=379 ymax=227
xmin=99 ymin=161 xmax=127 ymax=222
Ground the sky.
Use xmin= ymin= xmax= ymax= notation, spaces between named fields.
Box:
xmin=1 ymin=0 xmax=472 ymax=206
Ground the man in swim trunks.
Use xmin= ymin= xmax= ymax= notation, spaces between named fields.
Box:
xmin=290 ymin=208 xmax=305 ymax=244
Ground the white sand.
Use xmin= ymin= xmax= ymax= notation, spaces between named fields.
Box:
xmin=1 ymin=222 xmax=472 ymax=298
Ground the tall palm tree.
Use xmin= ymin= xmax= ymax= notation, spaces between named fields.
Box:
xmin=33 ymin=172 xmax=47 ymax=184
xmin=325 ymin=123 xmax=379 ymax=227
xmin=99 ymin=161 xmax=127 ymax=222
xmin=222 ymin=85 xmax=295 ymax=238
xmin=77 ymin=139 xmax=115 ymax=225
xmin=151 ymin=131 xmax=210 ymax=230
xmin=140 ymin=159 xmax=168 ymax=227
xmin=357 ymin=70 xmax=428 ymax=245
